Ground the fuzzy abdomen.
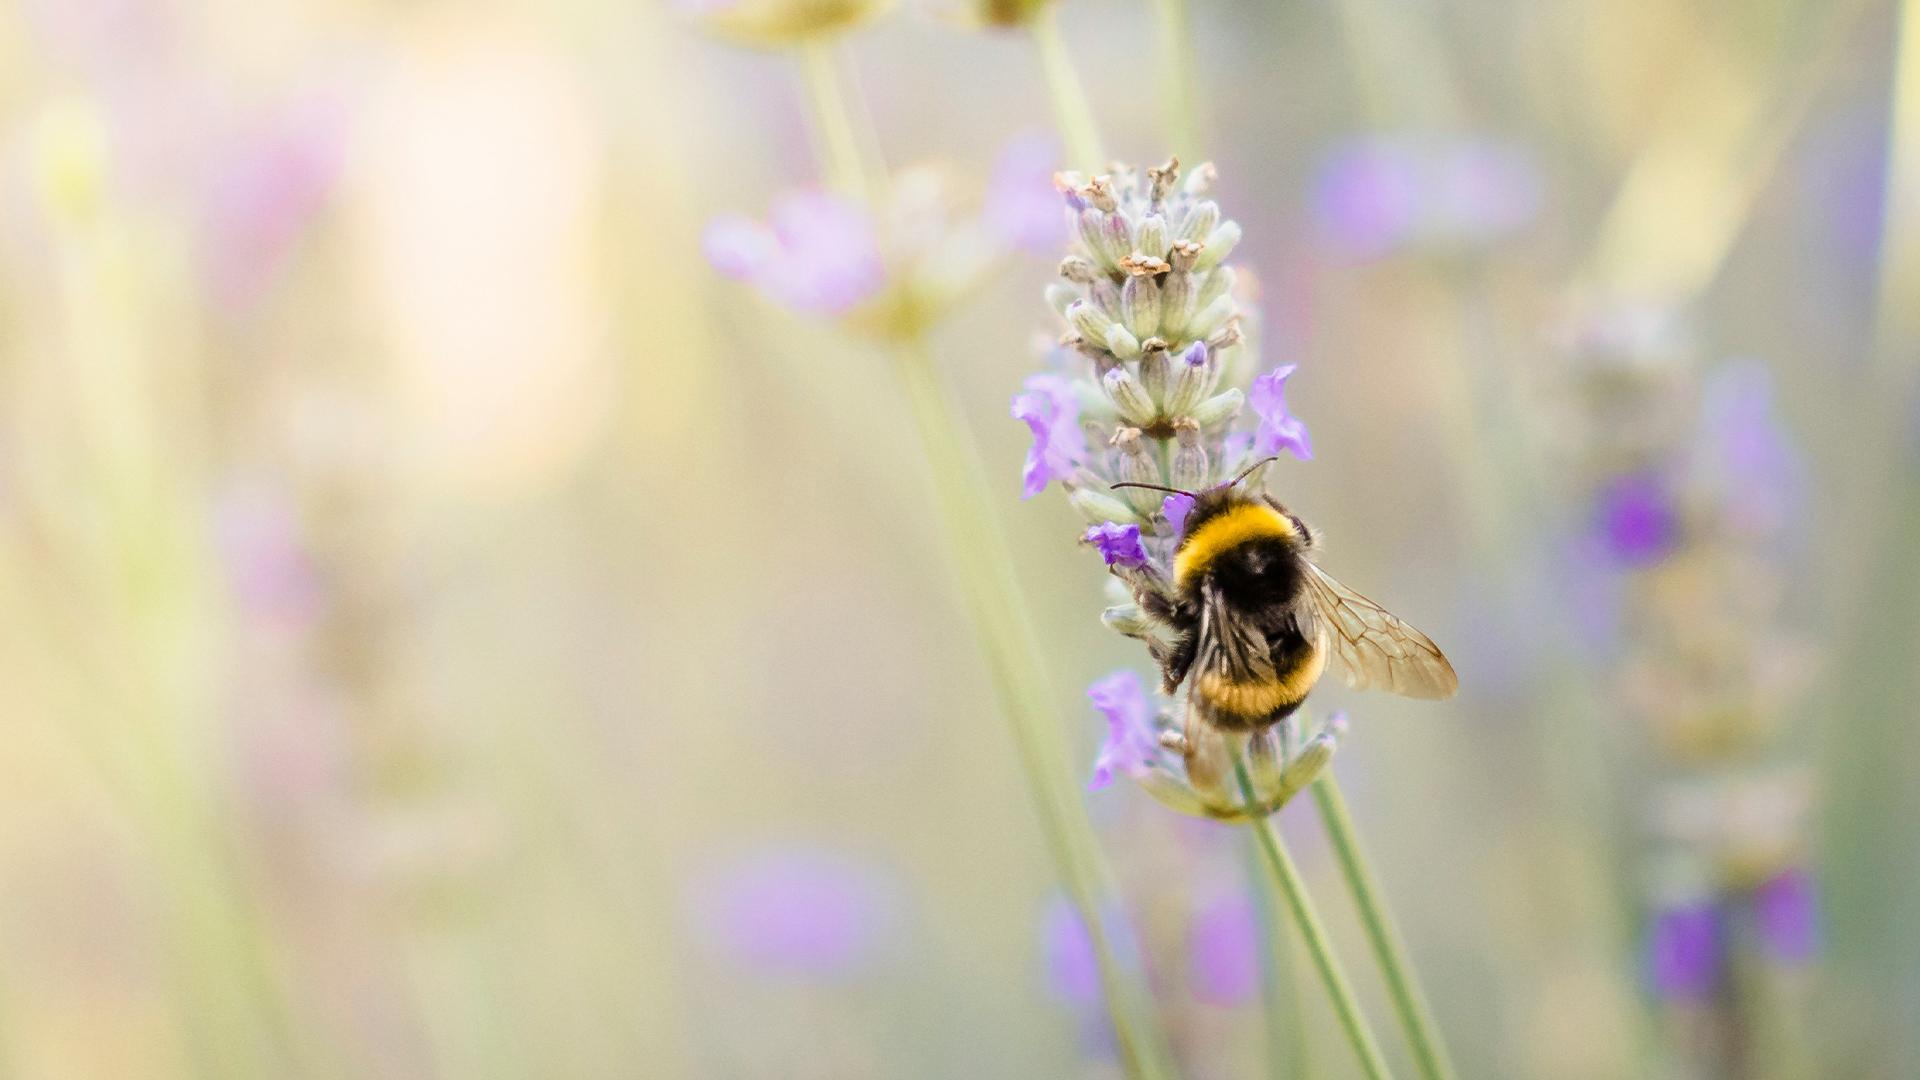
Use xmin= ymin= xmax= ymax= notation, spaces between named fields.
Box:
xmin=1192 ymin=625 xmax=1326 ymax=729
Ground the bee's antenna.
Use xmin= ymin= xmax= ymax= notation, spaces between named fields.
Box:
xmin=1226 ymin=456 xmax=1281 ymax=489
xmin=1109 ymin=481 xmax=1198 ymax=498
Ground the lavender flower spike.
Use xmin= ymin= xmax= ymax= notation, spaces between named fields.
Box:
xmin=1013 ymin=158 xmax=1336 ymax=818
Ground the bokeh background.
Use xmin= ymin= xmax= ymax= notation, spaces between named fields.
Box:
xmin=1 ymin=0 xmax=1916 ymax=1077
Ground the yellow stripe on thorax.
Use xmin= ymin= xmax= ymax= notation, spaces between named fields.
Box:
xmin=1173 ymin=501 xmax=1295 ymax=586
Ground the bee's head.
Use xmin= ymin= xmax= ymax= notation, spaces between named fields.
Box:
xmin=1109 ymin=456 xmax=1313 ymax=549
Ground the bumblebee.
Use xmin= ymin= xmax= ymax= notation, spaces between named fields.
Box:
xmin=1117 ymin=463 xmax=1457 ymax=737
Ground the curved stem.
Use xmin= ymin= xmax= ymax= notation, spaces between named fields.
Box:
xmin=1233 ymin=752 xmax=1395 ymax=1080
xmin=1244 ymin=834 xmax=1312 ymax=1078
xmin=1312 ymin=773 xmax=1458 ymax=1080
xmin=892 ymin=340 xmax=1175 ymax=1079
xmin=1147 ymin=0 xmax=1201 ymax=159
xmin=796 ymin=39 xmax=875 ymax=199
xmin=790 ymin=48 xmax=1177 ymax=1080
xmin=1030 ymin=7 xmax=1107 ymax=170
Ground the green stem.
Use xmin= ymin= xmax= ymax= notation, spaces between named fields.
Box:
xmin=1244 ymin=833 xmax=1312 ymax=1078
xmin=1147 ymin=0 xmax=1201 ymax=159
xmin=791 ymin=49 xmax=1176 ymax=1080
xmin=1030 ymin=7 xmax=1106 ymax=170
xmin=1312 ymin=773 xmax=1457 ymax=1080
xmin=796 ymin=39 xmax=874 ymax=199
xmin=1233 ymin=752 xmax=1394 ymax=1080
xmin=892 ymin=339 xmax=1176 ymax=1079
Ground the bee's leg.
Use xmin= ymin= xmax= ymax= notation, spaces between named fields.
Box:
xmin=1135 ymin=583 xmax=1178 ymax=624
xmin=1152 ymin=632 xmax=1196 ymax=695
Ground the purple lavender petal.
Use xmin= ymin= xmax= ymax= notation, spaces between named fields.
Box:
xmin=1754 ymin=867 xmax=1819 ymax=966
xmin=1162 ymin=493 xmax=1195 ymax=537
xmin=1188 ymin=892 xmax=1261 ymax=1006
xmin=1648 ymin=902 xmax=1720 ymax=1000
xmin=1010 ymin=374 xmax=1086 ymax=498
xmin=1592 ymin=472 xmax=1680 ymax=567
xmin=1087 ymin=670 xmax=1158 ymax=790
xmin=1249 ymin=365 xmax=1313 ymax=460
xmin=985 ymin=131 xmax=1063 ymax=254
xmin=691 ymin=846 xmax=898 ymax=980
xmin=1084 ymin=522 xmax=1146 ymax=567
xmin=1040 ymin=895 xmax=1101 ymax=1005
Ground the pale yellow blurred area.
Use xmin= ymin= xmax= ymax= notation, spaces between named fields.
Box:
xmin=0 ymin=0 xmax=1912 ymax=1078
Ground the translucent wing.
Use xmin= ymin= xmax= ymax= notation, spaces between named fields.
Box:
xmin=1300 ymin=562 xmax=1458 ymax=700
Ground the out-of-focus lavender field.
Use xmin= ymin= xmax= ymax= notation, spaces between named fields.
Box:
xmin=1 ymin=0 xmax=1916 ymax=1077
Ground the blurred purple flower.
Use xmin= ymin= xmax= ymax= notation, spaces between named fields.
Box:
xmin=1311 ymin=134 xmax=1540 ymax=259
xmin=1188 ymin=892 xmax=1261 ymax=1006
xmin=212 ymin=480 xmax=323 ymax=626
xmin=1162 ymin=493 xmax=1195 ymax=537
xmin=1088 ymin=670 xmax=1157 ymax=790
xmin=1249 ymin=365 xmax=1313 ymax=460
xmin=1648 ymin=901 xmax=1720 ymax=1000
xmin=1084 ymin=522 xmax=1145 ymax=567
xmin=1011 ymin=373 xmax=1086 ymax=498
xmin=1312 ymin=139 xmax=1421 ymax=260
xmin=1693 ymin=361 xmax=1804 ymax=537
xmin=691 ymin=846 xmax=898 ymax=979
xmin=201 ymin=95 xmax=347 ymax=315
xmin=1040 ymin=894 xmax=1101 ymax=1005
xmin=704 ymin=190 xmax=885 ymax=315
xmin=985 ymin=132 xmax=1063 ymax=254
xmin=1592 ymin=472 xmax=1680 ymax=567
xmin=1754 ymin=867 xmax=1819 ymax=966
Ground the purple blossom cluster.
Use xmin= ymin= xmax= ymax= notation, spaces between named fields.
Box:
xmin=1007 ymin=159 xmax=1338 ymax=818
xmin=704 ymin=134 xmax=1063 ymax=332
xmin=1553 ymin=304 xmax=1822 ymax=1006
xmin=1647 ymin=868 xmax=1820 ymax=1000
xmin=1009 ymin=158 xmax=1308 ymax=550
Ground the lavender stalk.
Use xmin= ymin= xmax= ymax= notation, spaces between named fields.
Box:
xmin=1029 ymin=7 xmax=1105 ymax=169
xmin=1312 ymin=773 xmax=1458 ymax=1080
xmin=784 ymin=42 xmax=1179 ymax=1079
xmin=1024 ymin=157 xmax=1428 ymax=1077
xmin=1233 ymin=749 xmax=1394 ymax=1080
